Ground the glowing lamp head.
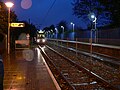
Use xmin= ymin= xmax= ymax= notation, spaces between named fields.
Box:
xmin=61 ymin=26 xmax=64 ymax=29
xmin=55 ymin=28 xmax=57 ymax=30
xmin=5 ymin=2 xmax=14 ymax=8
xmin=71 ymin=22 xmax=75 ymax=26
xmin=91 ymin=15 xmax=95 ymax=19
xmin=71 ymin=22 xmax=73 ymax=25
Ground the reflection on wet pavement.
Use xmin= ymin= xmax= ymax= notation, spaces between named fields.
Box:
xmin=3 ymin=48 xmax=57 ymax=90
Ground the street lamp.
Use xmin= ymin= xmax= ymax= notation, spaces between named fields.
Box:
xmin=46 ymin=31 xmax=48 ymax=38
xmin=51 ymin=29 xmax=54 ymax=38
xmin=5 ymin=2 xmax=14 ymax=54
xmin=55 ymin=28 xmax=58 ymax=39
xmin=55 ymin=28 xmax=58 ymax=33
xmin=61 ymin=26 xmax=64 ymax=39
xmin=71 ymin=22 xmax=75 ymax=40
xmin=88 ymin=13 xmax=97 ymax=59
xmin=90 ymin=14 xmax=97 ymax=43
xmin=48 ymin=31 xmax=50 ymax=38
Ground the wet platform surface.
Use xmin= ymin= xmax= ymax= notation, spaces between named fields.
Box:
xmin=3 ymin=47 xmax=58 ymax=90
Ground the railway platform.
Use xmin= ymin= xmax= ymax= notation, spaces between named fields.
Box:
xmin=2 ymin=47 xmax=60 ymax=90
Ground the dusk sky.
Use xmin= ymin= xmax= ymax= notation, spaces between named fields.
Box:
xmin=3 ymin=0 xmax=87 ymax=29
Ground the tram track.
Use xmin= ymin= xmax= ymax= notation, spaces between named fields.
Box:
xmin=48 ymin=42 xmax=120 ymax=86
xmin=39 ymin=45 xmax=119 ymax=90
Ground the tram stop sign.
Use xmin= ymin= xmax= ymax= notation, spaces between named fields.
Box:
xmin=10 ymin=23 xmax=25 ymax=27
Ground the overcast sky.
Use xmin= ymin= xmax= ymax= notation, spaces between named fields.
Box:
xmin=3 ymin=0 xmax=87 ymax=29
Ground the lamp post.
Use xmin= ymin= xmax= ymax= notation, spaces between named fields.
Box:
xmin=51 ymin=29 xmax=53 ymax=38
xmin=46 ymin=31 xmax=48 ymax=38
xmin=5 ymin=2 xmax=14 ymax=54
xmin=48 ymin=31 xmax=50 ymax=38
xmin=61 ymin=26 xmax=64 ymax=39
xmin=88 ymin=13 xmax=97 ymax=59
xmin=91 ymin=14 xmax=97 ymax=43
xmin=71 ymin=22 xmax=75 ymax=40
xmin=55 ymin=28 xmax=58 ymax=39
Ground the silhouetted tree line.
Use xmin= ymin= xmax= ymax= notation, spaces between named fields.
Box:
xmin=43 ymin=20 xmax=68 ymax=34
xmin=0 ymin=1 xmax=37 ymax=48
xmin=72 ymin=0 xmax=120 ymax=28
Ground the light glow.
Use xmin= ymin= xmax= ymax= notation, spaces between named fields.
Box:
xmin=37 ymin=39 xmax=40 ymax=43
xmin=21 ymin=0 xmax=32 ymax=9
xmin=61 ymin=26 xmax=64 ymax=28
xmin=71 ymin=22 xmax=75 ymax=26
xmin=42 ymin=39 xmax=46 ymax=43
xmin=5 ymin=2 xmax=14 ymax=8
xmin=91 ymin=15 xmax=95 ymax=19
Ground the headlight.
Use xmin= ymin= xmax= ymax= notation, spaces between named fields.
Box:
xmin=37 ymin=39 xmax=40 ymax=42
xmin=42 ymin=39 xmax=46 ymax=43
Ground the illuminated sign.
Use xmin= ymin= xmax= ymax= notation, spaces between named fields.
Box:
xmin=10 ymin=23 xmax=25 ymax=27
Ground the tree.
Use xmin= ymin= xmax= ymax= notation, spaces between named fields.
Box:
xmin=56 ymin=20 xmax=68 ymax=34
xmin=98 ymin=0 xmax=120 ymax=27
xmin=12 ymin=21 xmax=37 ymax=40
xmin=0 ymin=1 xmax=17 ymax=34
xmin=43 ymin=25 xmax=55 ymax=34
xmin=43 ymin=27 xmax=50 ymax=32
xmin=49 ymin=25 xmax=55 ymax=32
xmin=29 ymin=23 xmax=37 ymax=38
xmin=0 ymin=2 xmax=8 ymax=33
xmin=72 ymin=0 xmax=111 ymax=28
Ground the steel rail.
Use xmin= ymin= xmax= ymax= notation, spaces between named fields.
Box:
xmin=45 ymin=45 xmax=119 ymax=90
xmin=38 ymin=45 xmax=75 ymax=90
